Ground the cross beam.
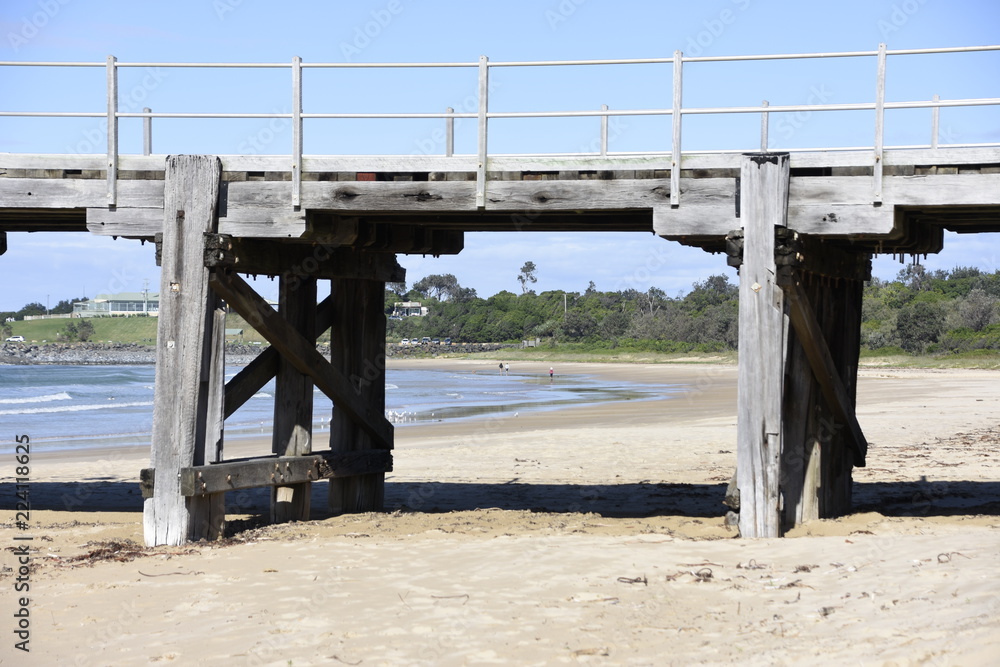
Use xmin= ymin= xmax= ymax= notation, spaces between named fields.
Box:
xmin=208 ymin=269 xmax=394 ymax=450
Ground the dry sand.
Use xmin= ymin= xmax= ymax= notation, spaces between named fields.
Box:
xmin=2 ymin=359 xmax=999 ymax=665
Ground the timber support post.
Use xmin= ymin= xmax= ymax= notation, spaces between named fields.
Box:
xmin=143 ymin=155 xmax=226 ymax=546
xmin=271 ymin=275 xmax=317 ymax=523
xmin=731 ymin=152 xmax=871 ymax=537
xmin=329 ymin=277 xmax=390 ymax=514
xmin=735 ymin=152 xmax=789 ymax=539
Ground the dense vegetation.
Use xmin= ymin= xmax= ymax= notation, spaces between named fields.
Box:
xmin=387 ymin=265 xmax=1000 ymax=357
xmin=4 ymin=265 xmax=998 ymax=358
xmin=861 ymin=265 xmax=1000 ymax=356
xmin=389 ymin=272 xmax=738 ymax=353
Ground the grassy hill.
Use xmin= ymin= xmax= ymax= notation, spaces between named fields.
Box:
xmin=5 ymin=315 xmax=274 ymax=345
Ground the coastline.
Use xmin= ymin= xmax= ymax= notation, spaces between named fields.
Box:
xmin=4 ymin=360 xmax=1000 ymax=663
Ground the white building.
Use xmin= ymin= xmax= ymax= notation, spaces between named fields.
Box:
xmin=73 ymin=292 xmax=159 ymax=317
xmin=392 ymin=301 xmax=428 ymax=317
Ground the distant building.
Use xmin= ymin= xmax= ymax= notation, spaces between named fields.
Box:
xmin=392 ymin=301 xmax=428 ymax=317
xmin=73 ymin=292 xmax=159 ymax=317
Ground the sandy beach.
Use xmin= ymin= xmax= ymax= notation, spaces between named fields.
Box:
xmin=3 ymin=359 xmax=999 ymax=665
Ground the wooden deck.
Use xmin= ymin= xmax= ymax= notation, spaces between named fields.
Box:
xmin=2 ymin=147 xmax=998 ymax=253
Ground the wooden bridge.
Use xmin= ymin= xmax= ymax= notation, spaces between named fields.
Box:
xmin=2 ymin=45 xmax=999 ymax=544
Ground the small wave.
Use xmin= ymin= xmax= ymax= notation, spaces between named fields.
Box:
xmin=0 ymin=400 xmax=154 ymax=416
xmin=251 ymin=392 xmax=272 ymax=399
xmin=0 ymin=391 xmax=73 ymax=405
xmin=385 ymin=384 xmax=399 ymax=390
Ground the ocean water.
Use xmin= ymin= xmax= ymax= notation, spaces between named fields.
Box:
xmin=0 ymin=364 xmax=683 ymax=454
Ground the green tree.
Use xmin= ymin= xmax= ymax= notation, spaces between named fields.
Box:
xmin=61 ymin=321 xmax=78 ymax=341
xmin=517 ymin=261 xmax=538 ymax=294
xmin=51 ymin=297 xmax=86 ymax=315
xmin=958 ymin=288 xmax=997 ymax=331
xmin=560 ymin=310 xmax=597 ymax=340
xmin=412 ymin=274 xmax=460 ymax=301
xmin=76 ymin=319 xmax=95 ymax=342
xmin=895 ymin=301 xmax=945 ymax=353
xmin=16 ymin=302 xmax=45 ymax=319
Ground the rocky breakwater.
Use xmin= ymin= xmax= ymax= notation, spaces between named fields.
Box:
xmin=1 ymin=342 xmax=265 ymax=365
xmin=1 ymin=342 xmax=156 ymax=365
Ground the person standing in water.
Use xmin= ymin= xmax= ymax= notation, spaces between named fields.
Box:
xmin=499 ymin=362 xmax=504 ymax=375
xmin=505 ymin=362 xmax=510 ymax=376
xmin=549 ymin=367 xmax=554 ymax=381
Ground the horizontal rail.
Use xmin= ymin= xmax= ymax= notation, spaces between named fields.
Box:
xmin=0 ymin=111 xmax=105 ymax=117
xmin=4 ymin=45 xmax=997 ymax=70
xmin=8 ymin=97 xmax=999 ymax=122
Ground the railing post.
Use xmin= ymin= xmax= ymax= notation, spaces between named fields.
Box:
xmin=476 ymin=55 xmax=489 ymax=209
xmin=600 ymin=104 xmax=609 ymax=156
xmin=143 ymin=107 xmax=152 ymax=156
xmin=445 ymin=106 xmax=454 ymax=157
xmin=931 ymin=93 xmax=940 ymax=149
xmin=760 ymin=100 xmax=769 ymax=152
xmin=106 ymin=55 xmax=118 ymax=207
xmin=873 ymin=42 xmax=886 ymax=204
xmin=292 ymin=55 xmax=303 ymax=208
xmin=671 ymin=50 xmax=683 ymax=207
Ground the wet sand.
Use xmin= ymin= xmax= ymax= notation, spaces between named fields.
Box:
xmin=3 ymin=360 xmax=999 ymax=665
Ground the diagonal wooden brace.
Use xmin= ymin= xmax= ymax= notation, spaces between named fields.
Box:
xmin=223 ymin=293 xmax=336 ymax=419
xmin=209 ymin=269 xmax=393 ymax=450
xmin=782 ymin=277 xmax=868 ymax=467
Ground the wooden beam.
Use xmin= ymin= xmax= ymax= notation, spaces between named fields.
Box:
xmin=209 ymin=269 xmax=393 ymax=450
xmin=782 ymin=277 xmax=868 ymax=467
xmin=271 ymin=275 xmax=316 ymax=523
xmin=223 ymin=292 xmax=337 ymax=419
xmin=736 ymin=153 xmax=790 ymax=539
xmin=205 ymin=235 xmax=406 ymax=282
xmin=329 ymin=277 xmax=389 ymax=514
xmin=143 ymin=155 xmax=224 ymax=547
xmin=180 ymin=450 xmax=392 ymax=496
xmin=224 ymin=351 xmax=279 ymax=420
xmin=191 ymin=300 xmax=227 ymax=538
xmin=88 ymin=205 xmax=307 ymax=238
xmin=223 ymin=178 xmax=675 ymax=213
xmin=140 ymin=450 xmax=392 ymax=497
xmin=657 ymin=173 xmax=1000 ymax=238
xmin=2 ymin=145 xmax=997 ymax=175
xmin=0 ymin=178 xmax=163 ymax=209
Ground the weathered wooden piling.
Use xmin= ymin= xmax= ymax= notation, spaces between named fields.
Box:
xmin=729 ymin=153 xmax=871 ymax=537
xmin=143 ymin=155 xmax=226 ymax=545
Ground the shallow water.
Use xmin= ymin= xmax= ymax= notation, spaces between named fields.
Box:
xmin=0 ymin=364 xmax=683 ymax=454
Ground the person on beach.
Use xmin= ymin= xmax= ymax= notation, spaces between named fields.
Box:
xmin=549 ymin=367 xmax=554 ymax=380
xmin=505 ymin=362 xmax=510 ymax=375
xmin=499 ymin=362 xmax=504 ymax=375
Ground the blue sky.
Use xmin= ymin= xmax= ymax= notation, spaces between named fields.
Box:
xmin=1 ymin=0 xmax=999 ymax=311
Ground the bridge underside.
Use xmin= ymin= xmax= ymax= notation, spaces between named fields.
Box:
xmin=2 ymin=148 xmax=998 ymax=543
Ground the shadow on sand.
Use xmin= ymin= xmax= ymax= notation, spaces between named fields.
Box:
xmin=11 ymin=478 xmax=1000 ymax=521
